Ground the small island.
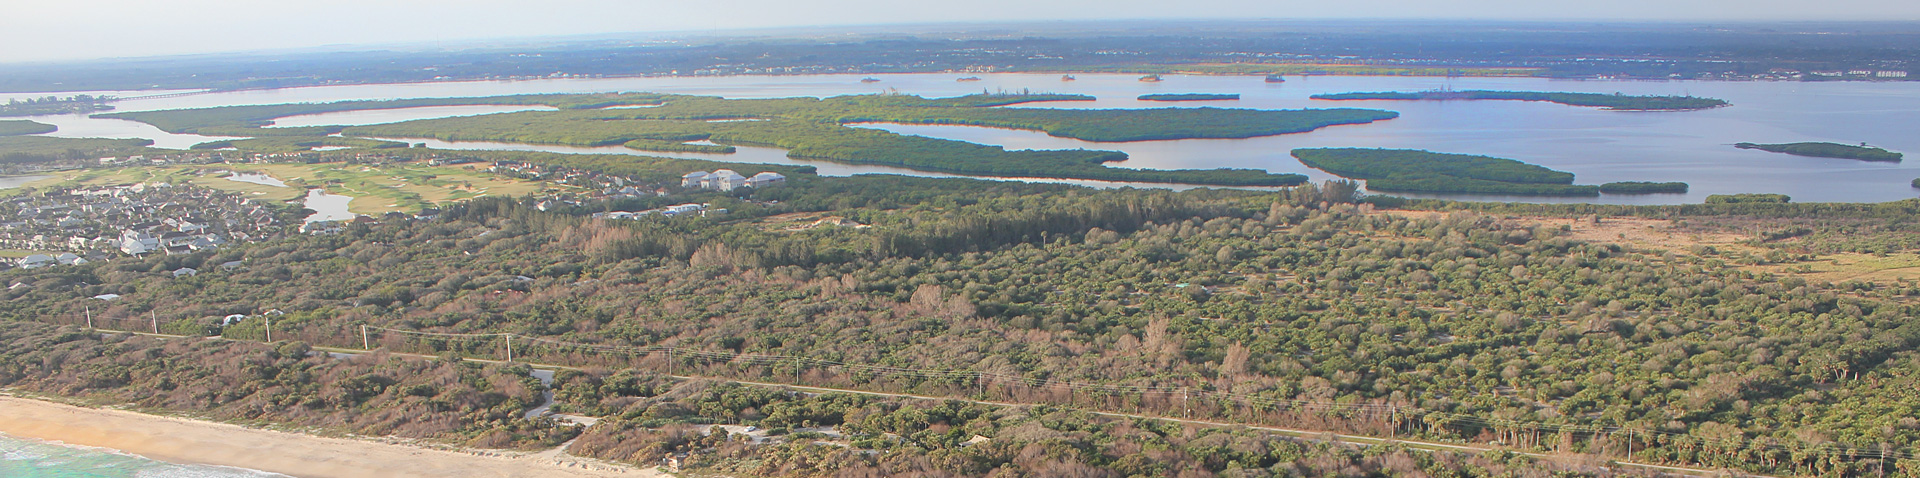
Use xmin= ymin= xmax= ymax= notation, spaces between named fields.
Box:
xmin=1311 ymin=90 xmax=1729 ymax=111
xmin=1138 ymin=93 xmax=1240 ymax=102
xmin=1599 ymin=181 xmax=1689 ymax=194
xmin=0 ymin=119 xmax=57 ymax=136
xmin=1292 ymin=148 xmax=1600 ymax=196
xmin=1734 ymin=142 xmax=1903 ymax=162
xmin=1707 ymin=193 xmax=1791 ymax=204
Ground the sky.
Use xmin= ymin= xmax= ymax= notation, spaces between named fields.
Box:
xmin=4 ymin=0 xmax=1919 ymax=63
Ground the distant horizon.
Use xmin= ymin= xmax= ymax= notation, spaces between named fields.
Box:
xmin=6 ymin=0 xmax=1920 ymax=63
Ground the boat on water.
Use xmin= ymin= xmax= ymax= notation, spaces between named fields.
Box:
xmin=1264 ymin=74 xmax=1286 ymax=83
xmin=1061 ymin=75 xmax=1077 ymax=81
xmin=1138 ymin=74 xmax=1162 ymax=82
xmin=956 ymin=76 xmax=982 ymax=82
xmin=860 ymin=77 xmax=881 ymax=83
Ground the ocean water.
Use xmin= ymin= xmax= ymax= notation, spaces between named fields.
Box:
xmin=0 ymin=433 xmax=285 ymax=478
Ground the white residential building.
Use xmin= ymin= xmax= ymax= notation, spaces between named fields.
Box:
xmin=1878 ymin=71 xmax=1909 ymax=78
xmin=747 ymin=172 xmax=787 ymax=188
xmin=681 ymin=171 xmax=710 ymax=188
xmin=706 ymin=169 xmax=748 ymax=190
xmin=683 ymin=170 xmax=788 ymax=191
xmin=119 ymin=230 xmax=160 ymax=255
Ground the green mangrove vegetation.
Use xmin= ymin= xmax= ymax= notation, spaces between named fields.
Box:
xmin=1736 ymin=142 xmax=1904 ymax=162
xmin=1311 ymin=90 xmax=1729 ymax=110
xmin=1137 ymin=93 xmax=1240 ymax=101
xmin=1291 ymin=148 xmax=1604 ymax=196
xmin=327 ymin=93 xmax=1385 ymax=185
xmin=1599 ymin=181 xmax=1690 ymax=194
xmin=1707 ymin=193 xmax=1793 ymax=204
xmin=0 ymin=120 xmax=56 ymax=136
xmin=96 ymin=92 xmax=1399 ymax=186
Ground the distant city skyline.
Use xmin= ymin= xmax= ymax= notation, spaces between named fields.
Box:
xmin=4 ymin=0 xmax=1920 ymax=63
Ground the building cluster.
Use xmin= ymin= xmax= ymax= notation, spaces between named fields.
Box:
xmin=590 ymin=203 xmax=724 ymax=220
xmin=681 ymin=169 xmax=786 ymax=191
xmin=1 ymin=184 xmax=286 ymax=269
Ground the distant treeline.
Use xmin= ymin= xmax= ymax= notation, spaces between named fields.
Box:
xmin=0 ymin=119 xmax=56 ymax=136
xmin=1312 ymin=90 xmax=1729 ymax=111
xmin=0 ymin=136 xmax=158 ymax=165
xmin=1138 ymin=93 xmax=1240 ymax=101
xmin=1735 ymin=142 xmax=1903 ymax=162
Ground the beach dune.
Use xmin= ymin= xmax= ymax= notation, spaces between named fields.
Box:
xmin=0 ymin=396 xmax=658 ymax=478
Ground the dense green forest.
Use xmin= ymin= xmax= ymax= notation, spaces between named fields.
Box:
xmin=1138 ymin=93 xmax=1240 ymax=101
xmin=1736 ymin=142 xmax=1904 ymax=162
xmin=1598 ymin=181 xmax=1689 ymax=194
xmin=1311 ymin=91 xmax=1730 ymax=111
xmin=1 ymin=95 xmax=114 ymax=116
xmin=0 ymin=322 xmax=576 ymax=449
xmin=0 ymin=119 xmax=56 ymax=136
xmin=1291 ymin=148 xmax=1604 ymax=196
xmin=5 ymin=150 xmax=1920 ymax=475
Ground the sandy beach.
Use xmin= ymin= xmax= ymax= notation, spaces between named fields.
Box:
xmin=0 ymin=396 xmax=661 ymax=478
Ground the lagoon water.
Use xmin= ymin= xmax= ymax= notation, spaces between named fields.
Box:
xmin=0 ymin=433 xmax=284 ymax=478
xmin=14 ymin=73 xmax=1920 ymax=203
xmin=0 ymin=175 xmax=51 ymax=189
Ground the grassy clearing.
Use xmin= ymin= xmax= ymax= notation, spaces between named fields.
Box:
xmin=1747 ymin=252 xmax=1920 ymax=284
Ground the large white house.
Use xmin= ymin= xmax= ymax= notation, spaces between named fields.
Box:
xmin=747 ymin=172 xmax=787 ymax=188
xmin=683 ymin=170 xmax=786 ymax=191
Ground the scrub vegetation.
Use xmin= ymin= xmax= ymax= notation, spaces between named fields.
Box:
xmin=6 ymin=148 xmax=1920 ymax=475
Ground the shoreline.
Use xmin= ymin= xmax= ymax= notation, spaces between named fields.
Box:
xmin=0 ymin=395 xmax=659 ymax=478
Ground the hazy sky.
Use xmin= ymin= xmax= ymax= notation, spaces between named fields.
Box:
xmin=5 ymin=0 xmax=1919 ymax=63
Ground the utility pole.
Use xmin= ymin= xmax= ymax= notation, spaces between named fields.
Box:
xmin=85 ymin=306 xmax=93 ymax=329
xmin=361 ymin=325 xmax=370 ymax=350
xmin=504 ymin=334 xmax=512 ymax=362
xmin=265 ymin=314 xmax=272 ymax=343
xmin=1183 ymin=387 xmax=1191 ymax=418
xmin=151 ymin=310 xmax=158 ymax=334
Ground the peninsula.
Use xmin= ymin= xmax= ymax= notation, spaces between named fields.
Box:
xmin=0 ymin=119 xmax=56 ymax=136
xmin=1292 ymin=148 xmax=1684 ymax=196
xmin=1735 ymin=142 xmax=1903 ymax=162
xmin=1137 ymin=93 xmax=1240 ymax=101
xmin=1311 ymin=90 xmax=1729 ymax=111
